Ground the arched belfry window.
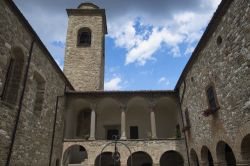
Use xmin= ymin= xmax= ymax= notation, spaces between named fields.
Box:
xmin=78 ymin=27 xmax=91 ymax=46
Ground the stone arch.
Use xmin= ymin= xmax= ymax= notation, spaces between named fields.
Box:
xmin=159 ymin=150 xmax=184 ymax=166
xmin=96 ymin=97 xmax=121 ymax=140
xmin=2 ymin=46 xmax=25 ymax=105
xmin=126 ymin=97 xmax=150 ymax=139
xmin=155 ymin=97 xmax=180 ymax=139
xmin=216 ymin=141 xmax=236 ymax=165
xmin=64 ymin=99 xmax=92 ymax=139
xmin=62 ymin=144 xmax=88 ymax=166
xmin=190 ymin=149 xmax=199 ymax=166
xmin=241 ymin=134 xmax=250 ymax=161
xmin=95 ymin=151 xmax=120 ymax=166
xmin=201 ymin=146 xmax=214 ymax=166
xmin=127 ymin=151 xmax=153 ymax=166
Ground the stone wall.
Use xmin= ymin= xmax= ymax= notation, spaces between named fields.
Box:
xmin=62 ymin=139 xmax=188 ymax=166
xmin=0 ymin=1 xmax=71 ymax=165
xmin=178 ymin=0 xmax=250 ymax=165
xmin=64 ymin=6 xmax=106 ymax=91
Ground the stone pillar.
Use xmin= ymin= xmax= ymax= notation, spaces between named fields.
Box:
xmin=120 ymin=105 xmax=127 ymax=140
xmin=149 ymin=101 xmax=157 ymax=139
xmin=89 ymin=104 xmax=96 ymax=140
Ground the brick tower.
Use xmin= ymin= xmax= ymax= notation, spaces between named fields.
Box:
xmin=64 ymin=3 xmax=107 ymax=91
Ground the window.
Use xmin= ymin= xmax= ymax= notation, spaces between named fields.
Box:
xmin=185 ymin=109 xmax=191 ymax=128
xmin=107 ymin=129 xmax=119 ymax=140
xmin=33 ymin=72 xmax=45 ymax=113
xmin=130 ymin=126 xmax=138 ymax=139
xmin=78 ymin=28 xmax=91 ymax=46
xmin=1 ymin=47 xmax=25 ymax=105
xmin=206 ymin=85 xmax=219 ymax=111
xmin=217 ymin=36 xmax=222 ymax=46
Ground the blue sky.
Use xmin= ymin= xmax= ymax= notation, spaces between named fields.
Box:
xmin=13 ymin=0 xmax=221 ymax=91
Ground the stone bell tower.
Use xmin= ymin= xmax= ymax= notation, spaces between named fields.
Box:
xmin=64 ymin=3 xmax=107 ymax=91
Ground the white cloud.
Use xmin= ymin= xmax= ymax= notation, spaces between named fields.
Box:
xmin=158 ymin=77 xmax=170 ymax=86
xmin=108 ymin=1 xmax=221 ymax=66
xmin=104 ymin=77 xmax=123 ymax=91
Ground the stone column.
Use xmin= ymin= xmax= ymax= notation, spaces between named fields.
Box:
xmin=120 ymin=105 xmax=127 ymax=140
xmin=89 ymin=104 xmax=96 ymax=140
xmin=150 ymin=102 xmax=157 ymax=139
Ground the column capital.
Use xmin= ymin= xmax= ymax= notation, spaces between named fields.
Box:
xmin=90 ymin=103 xmax=97 ymax=110
xmin=120 ymin=104 xmax=127 ymax=111
xmin=149 ymin=100 xmax=156 ymax=111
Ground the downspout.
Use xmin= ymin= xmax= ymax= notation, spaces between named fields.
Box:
xmin=49 ymin=85 xmax=66 ymax=166
xmin=5 ymin=39 xmax=35 ymax=166
xmin=178 ymin=79 xmax=191 ymax=166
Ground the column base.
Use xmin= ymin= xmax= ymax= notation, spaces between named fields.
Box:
xmin=88 ymin=137 xmax=95 ymax=141
xmin=120 ymin=136 xmax=127 ymax=140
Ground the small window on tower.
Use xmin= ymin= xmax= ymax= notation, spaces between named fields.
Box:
xmin=78 ymin=27 xmax=91 ymax=46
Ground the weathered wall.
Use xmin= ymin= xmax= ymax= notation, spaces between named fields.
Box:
xmin=179 ymin=0 xmax=250 ymax=164
xmin=62 ymin=139 xmax=188 ymax=166
xmin=64 ymin=6 xmax=106 ymax=91
xmin=0 ymin=1 xmax=70 ymax=165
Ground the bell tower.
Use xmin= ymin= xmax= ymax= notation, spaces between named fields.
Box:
xmin=64 ymin=3 xmax=107 ymax=91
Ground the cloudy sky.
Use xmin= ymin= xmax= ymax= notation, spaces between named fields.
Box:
xmin=13 ymin=0 xmax=221 ymax=91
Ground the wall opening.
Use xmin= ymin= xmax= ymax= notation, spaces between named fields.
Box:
xmin=160 ymin=150 xmax=184 ymax=166
xmin=77 ymin=27 xmax=91 ymax=46
xmin=63 ymin=145 xmax=88 ymax=166
xmin=201 ymin=146 xmax=214 ymax=166
xmin=2 ymin=47 xmax=25 ymax=105
xmin=216 ymin=141 xmax=236 ymax=165
xmin=190 ymin=149 xmax=199 ymax=166
xmin=95 ymin=152 xmax=120 ymax=166
xmin=76 ymin=109 xmax=91 ymax=139
xmin=241 ymin=134 xmax=250 ymax=161
xmin=127 ymin=151 xmax=152 ymax=166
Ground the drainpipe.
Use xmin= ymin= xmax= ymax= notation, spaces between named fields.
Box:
xmin=5 ymin=39 xmax=35 ymax=166
xmin=178 ymin=79 xmax=191 ymax=166
xmin=48 ymin=85 xmax=66 ymax=166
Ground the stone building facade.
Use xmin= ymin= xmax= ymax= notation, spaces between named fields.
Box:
xmin=176 ymin=0 xmax=250 ymax=165
xmin=0 ymin=0 xmax=249 ymax=166
xmin=0 ymin=0 xmax=73 ymax=166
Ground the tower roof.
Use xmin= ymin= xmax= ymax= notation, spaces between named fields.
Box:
xmin=77 ymin=2 xmax=100 ymax=9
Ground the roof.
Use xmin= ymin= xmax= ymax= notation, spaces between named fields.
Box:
xmin=65 ymin=90 xmax=177 ymax=98
xmin=67 ymin=5 xmax=108 ymax=34
xmin=5 ymin=0 xmax=74 ymax=90
xmin=78 ymin=3 xmax=100 ymax=9
xmin=174 ymin=0 xmax=233 ymax=90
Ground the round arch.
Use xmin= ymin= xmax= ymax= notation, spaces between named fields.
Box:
xmin=127 ymin=151 xmax=153 ymax=166
xmin=241 ymin=134 xmax=250 ymax=161
xmin=64 ymin=98 xmax=91 ymax=139
xmin=160 ymin=150 xmax=184 ymax=166
xmin=155 ymin=97 xmax=179 ymax=138
xmin=201 ymin=146 xmax=214 ymax=166
xmin=216 ymin=141 xmax=236 ymax=165
xmin=96 ymin=97 xmax=121 ymax=140
xmin=126 ymin=97 xmax=150 ymax=139
xmin=95 ymin=151 xmax=121 ymax=166
xmin=190 ymin=149 xmax=199 ymax=166
xmin=62 ymin=144 xmax=88 ymax=166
